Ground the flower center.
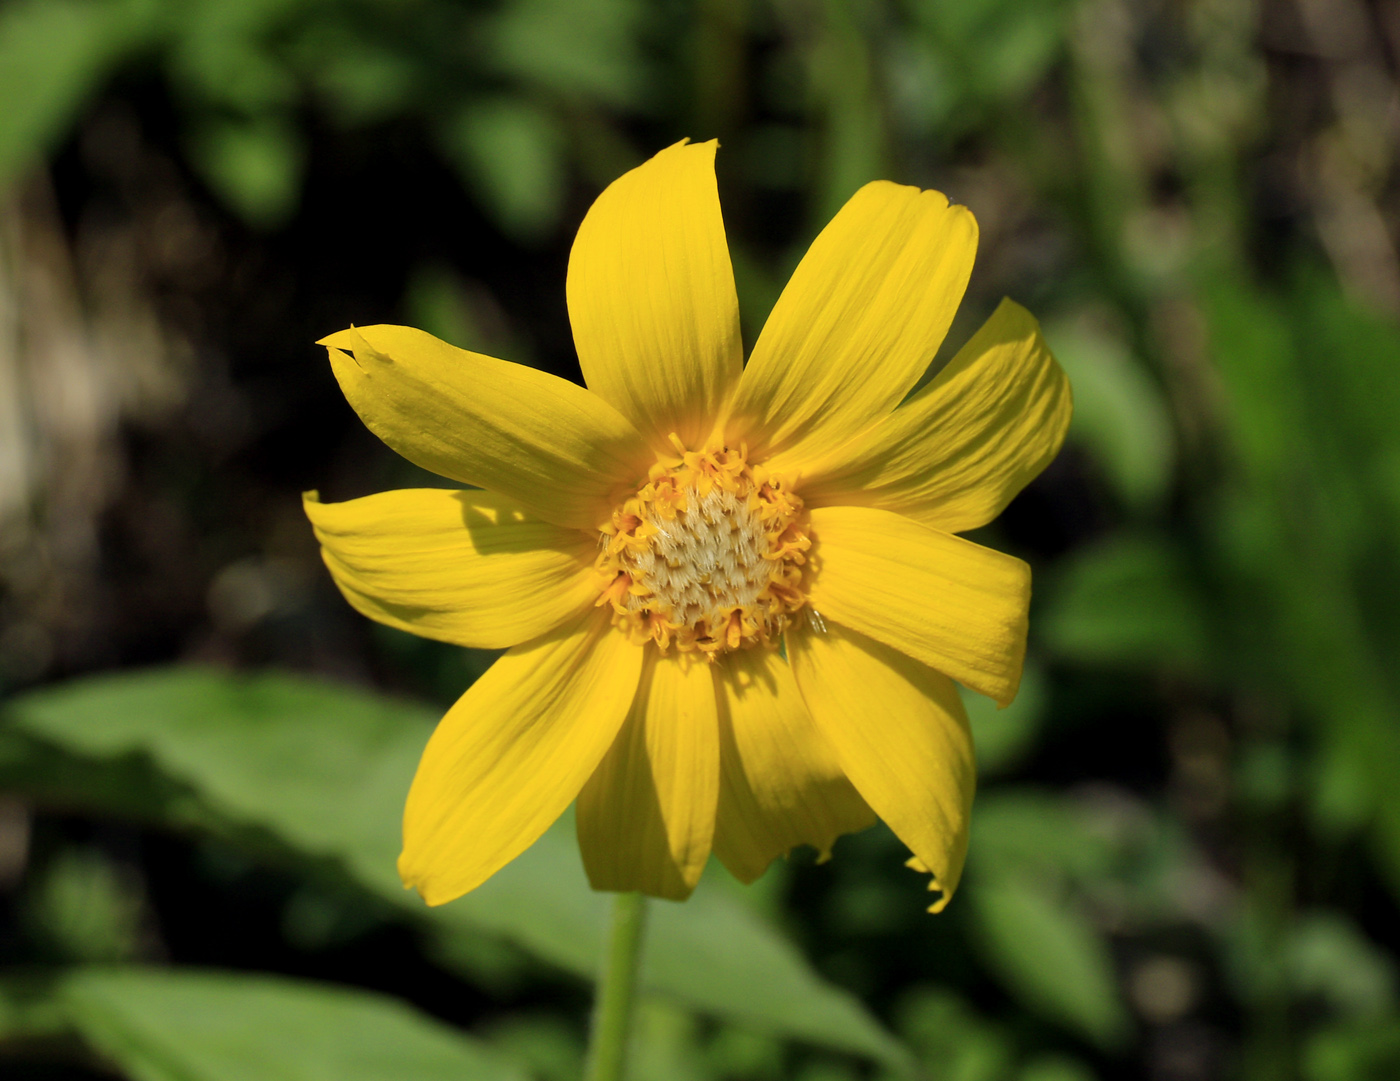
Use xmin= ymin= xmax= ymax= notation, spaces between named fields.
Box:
xmin=596 ymin=441 xmax=810 ymax=655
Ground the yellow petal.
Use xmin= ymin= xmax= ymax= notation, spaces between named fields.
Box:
xmin=788 ymin=622 xmax=974 ymax=912
xmin=711 ymin=647 xmax=875 ymax=883
xmin=399 ymin=608 xmax=643 ymax=904
xmin=799 ymin=299 xmax=1072 ymax=533
xmin=567 ymin=140 xmax=743 ymax=450
xmin=726 ymin=181 xmax=976 ymax=463
xmin=807 ymin=506 xmax=1029 ymax=706
xmin=304 ymin=489 xmax=599 ymax=650
xmin=321 ymin=325 xmax=649 ymax=530
xmin=576 ymin=652 xmax=719 ymax=900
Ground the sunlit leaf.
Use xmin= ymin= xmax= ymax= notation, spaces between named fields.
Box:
xmin=1 ymin=667 xmax=912 ymax=1072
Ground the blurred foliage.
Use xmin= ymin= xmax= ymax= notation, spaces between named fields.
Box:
xmin=2 ymin=0 xmax=1400 ymax=1079
xmin=8 ymin=966 xmax=533 ymax=1080
xmin=0 ymin=0 xmax=650 ymax=232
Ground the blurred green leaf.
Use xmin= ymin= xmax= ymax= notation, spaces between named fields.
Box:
xmin=441 ymin=98 xmax=565 ymax=239
xmin=0 ymin=722 xmax=191 ymax=827
xmin=1040 ymin=532 xmax=1209 ymax=674
xmin=894 ymin=985 xmax=1014 ymax=1081
xmin=1018 ymin=1056 xmax=1097 ymax=1081
xmin=1197 ymin=268 xmax=1307 ymax=489
xmin=165 ymin=0 xmax=301 ymax=111
xmin=3 ymin=669 xmax=424 ymax=868
xmin=884 ymin=37 xmax=957 ymax=139
xmin=1 ymin=667 xmax=912 ymax=1072
xmin=645 ymin=879 xmax=910 ymax=1070
xmin=1289 ymin=912 xmax=1397 ymax=1020
xmin=629 ymin=1000 xmax=714 ymax=1081
xmin=1304 ymin=1017 xmax=1400 ymax=1081
xmin=0 ymin=975 xmax=68 ymax=1044
xmin=808 ymin=4 xmax=886 ymax=224
xmin=792 ymin=1066 xmax=860 ymax=1081
xmin=1290 ymin=266 xmax=1400 ymax=550
xmin=969 ymin=873 xmax=1128 ymax=1048
xmin=480 ymin=1014 xmax=583 ymax=1081
xmin=971 ymin=792 xmax=1115 ymax=883
xmin=188 ymin=114 xmax=305 ymax=228
xmin=281 ymin=880 xmax=391 ymax=954
xmin=1198 ymin=267 xmax=1400 ymax=902
xmin=900 ymin=0 xmax=1069 ymax=135
xmin=1044 ymin=314 xmax=1175 ymax=512
xmin=963 ymin=661 xmax=1047 ymax=777
xmin=59 ymin=966 xmax=529 ymax=1081
xmin=405 ymin=265 xmax=500 ymax=356
xmin=0 ymin=0 xmax=161 ymax=187
xmin=27 ymin=849 xmax=145 ymax=963
xmin=301 ymin=30 xmax=416 ymax=126
xmin=489 ymin=0 xmax=645 ymax=108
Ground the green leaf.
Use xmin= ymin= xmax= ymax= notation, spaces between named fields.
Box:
xmin=627 ymin=1000 xmax=717 ymax=1081
xmin=164 ymin=0 xmax=300 ymax=112
xmin=187 ymin=114 xmax=304 ymax=228
xmin=1196 ymin=266 xmax=1400 ymax=896
xmin=440 ymin=98 xmax=565 ymax=240
xmin=971 ymin=792 xmax=1115 ymax=883
xmin=1288 ymin=912 xmax=1397 ymax=1020
xmin=1019 ymin=1055 xmax=1097 ymax=1081
xmin=1042 ymin=314 xmax=1175 ymax=512
xmin=894 ymin=986 xmax=1014 ymax=1081
xmin=1304 ymin=1017 xmax=1400 ymax=1081
xmin=479 ymin=1014 xmax=583 ymax=1081
xmin=962 ymin=661 xmax=1047 ymax=777
xmin=489 ymin=0 xmax=645 ymax=108
xmin=59 ymin=966 xmax=529 ymax=1081
xmin=969 ymin=873 xmax=1128 ymax=1049
xmin=908 ymin=0 xmax=1070 ymax=105
xmin=2 ymin=667 xmax=912 ymax=1072
xmin=417 ymin=819 xmax=910 ymax=1070
xmin=1039 ymin=532 xmax=1210 ymax=674
xmin=300 ymin=30 xmax=415 ymax=126
xmin=27 ymin=848 xmax=146 ymax=963
xmin=646 ymin=882 xmax=909 ymax=1068
xmin=3 ymin=668 xmax=426 ymax=868
xmin=0 ymin=0 xmax=162 ymax=187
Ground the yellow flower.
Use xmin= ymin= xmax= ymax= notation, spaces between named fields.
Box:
xmin=305 ymin=140 xmax=1070 ymax=911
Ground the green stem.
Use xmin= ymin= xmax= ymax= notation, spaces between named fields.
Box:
xmin=583 ymin=892 xmax=649 ymax=1081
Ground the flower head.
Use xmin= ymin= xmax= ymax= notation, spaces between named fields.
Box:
xmin=306 ymin=140 xmax=1070 ymax=911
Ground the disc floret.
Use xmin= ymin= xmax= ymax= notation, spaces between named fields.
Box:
xmin=596 ymin=438 xmax=810 ymax=655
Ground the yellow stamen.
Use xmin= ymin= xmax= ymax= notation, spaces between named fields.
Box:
xmin=596 ymin=441 xmax=810 ymax=656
